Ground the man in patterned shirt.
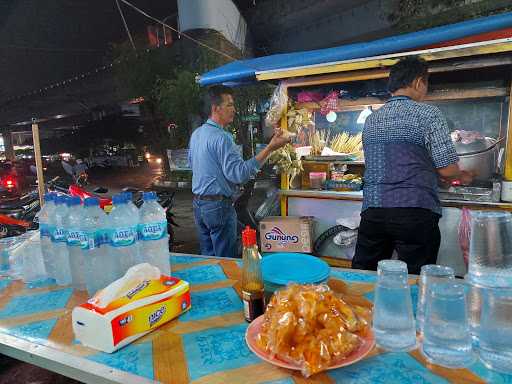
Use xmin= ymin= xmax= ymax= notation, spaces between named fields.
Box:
xmin=353 ymin=57 xmax=472 ymax=274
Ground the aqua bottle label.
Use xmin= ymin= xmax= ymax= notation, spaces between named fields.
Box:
xmin=51 ymin=227 xmax=67 ymax=243
xmin=138 ymin=221 xmax=167 ymax=241
xmin=110 ymin=226 xmax=137 ymax=247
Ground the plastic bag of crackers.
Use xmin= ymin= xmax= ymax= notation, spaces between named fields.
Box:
xmin=256 ymin=284 xmax=371 ymax=377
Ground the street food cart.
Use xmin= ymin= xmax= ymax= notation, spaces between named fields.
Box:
xmin=199 ymin=13 xmax=512 ymax=276
xmin=265 ymin=39 xmax=512 ymax=276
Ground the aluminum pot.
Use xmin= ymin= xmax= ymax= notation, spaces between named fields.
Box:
xmin=456 ymin=138 xmax=499 ymax=182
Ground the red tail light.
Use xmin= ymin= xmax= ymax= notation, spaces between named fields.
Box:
xmin=3 ymin=176 xmax=16 ymax=189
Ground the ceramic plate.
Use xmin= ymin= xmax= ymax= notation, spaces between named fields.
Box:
xmin=245 ymin=315 xmax=375 ymax=371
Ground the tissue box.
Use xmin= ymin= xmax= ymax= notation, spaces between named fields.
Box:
xmin=72 ymin=276 xmax=190 ymax=353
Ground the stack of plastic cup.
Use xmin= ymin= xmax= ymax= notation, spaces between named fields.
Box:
xmin=416 ymin=264 xmax=455 ymax=335
xmin=421 ymin=281 xmax=474 ymax=367
xmin=372 ymin=259 xmax=416 ymax=351
xmin=468 ymin=210 xmax=512 ymax=373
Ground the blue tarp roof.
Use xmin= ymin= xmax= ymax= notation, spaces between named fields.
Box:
xmin=199 ymin=12 xmax=512 ymax=86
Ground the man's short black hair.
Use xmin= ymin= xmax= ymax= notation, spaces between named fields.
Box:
xmin=388 ymin=56 xmax=429 ymax=93
xmin=208 ymin=85 xmax=234 ymax=108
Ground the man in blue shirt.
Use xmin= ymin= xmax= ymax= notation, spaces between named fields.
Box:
xmin=353 ymin=57 xmax=472 ymax=274
xmin=189 ymin=85 xmax=289 ymax=258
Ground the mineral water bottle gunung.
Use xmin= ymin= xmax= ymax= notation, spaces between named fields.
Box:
xmin=38 ymin=193 xmax=57 ymax=280
xmin=65 ymin=196 xmax=86 ymax=290
xmin=107 ymin=194 xmax=139 ymax=279
xmin=123 ymin=191 xmax=142 ymax=263
xmin=81 ymin=197 xmax=115 ymax=296
xmin=50 ymin=195 xmax=72 ymax=286
xmin=138 ymin=191 xmax=170 ymax=275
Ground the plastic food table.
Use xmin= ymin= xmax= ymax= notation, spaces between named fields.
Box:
xmin=0 ymin=254 xmax=510 ymax=384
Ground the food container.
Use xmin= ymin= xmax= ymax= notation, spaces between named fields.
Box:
xmin=455 ymin=137 xmax=500 ymax=183
xmin=261 ymin=253 xmax=330 ymax=298
xmin=309 ymin=172 xmax=327 ymax=189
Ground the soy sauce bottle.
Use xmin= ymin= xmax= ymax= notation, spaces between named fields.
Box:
xmin=241 ymin=226 xmax=265 ymax=322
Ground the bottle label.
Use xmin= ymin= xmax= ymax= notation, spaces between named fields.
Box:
xmin=242 ymin=290 xmax=265 ymax=322
xmin=138 ymin=221 xmax=167 ymax=241
xmin=96 ymin=229 xmax=109 ymax=246
xmin=51 ymin=227 xmax=67 ymax=243
xmin=67 ymin=230 xmax=88 ymax=248
xmin=40 ymin=223 xmax=54 ymax=238
xmin=67 ymin=230 xmax=98 ymax=250
xmin=111 ymin=226 xmax=137 ymax=247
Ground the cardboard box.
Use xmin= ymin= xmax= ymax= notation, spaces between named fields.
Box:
xmin=72 ymin=276 xmax=190 ymax=353
xmin=260 ymin=216 xmax=315 ymax=253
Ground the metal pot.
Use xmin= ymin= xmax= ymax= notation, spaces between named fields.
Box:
xmin=456 ymin=137 xmax=500 ymax=182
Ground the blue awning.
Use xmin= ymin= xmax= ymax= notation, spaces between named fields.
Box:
xmin=199 ymin=12 xmax=512 ymax=86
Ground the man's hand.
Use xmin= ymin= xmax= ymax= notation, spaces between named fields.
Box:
xmin=255 ymin=128 xmax=292 ymax=164
xmin=459 ymin=170 xmax=474 ymax=186
xmin=267 ymin=128 xmax=292 ymax=151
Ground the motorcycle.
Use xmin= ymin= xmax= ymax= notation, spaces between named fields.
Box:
xmin=0 ymin=188 xmax=41 ymax=238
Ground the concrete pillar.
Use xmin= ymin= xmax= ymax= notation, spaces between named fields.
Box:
xmin=2 ymin=131 xmax=15 ymax=161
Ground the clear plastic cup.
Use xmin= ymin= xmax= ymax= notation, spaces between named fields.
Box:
xmin=416 ymin=264 xmax=455 ymax=335
xmin=477 ymin=287 xmax=512 ymax=374
xmin=372 ymin=259 xmax=416 ymax=351
xmin=421 ymin=281 xmax=474 ymax=368
xmin=469 ymin=211 xmax=512 ymax=288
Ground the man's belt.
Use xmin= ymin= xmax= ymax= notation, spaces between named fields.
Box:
xmin=193 ymin=194 xmax=231 ymax=201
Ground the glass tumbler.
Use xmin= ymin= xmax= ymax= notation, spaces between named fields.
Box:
xmin=469 ymin=211 xmax=512 ymax=288
xmin=373 ymin=259 xmax=416 ymax=352
xmin=416 ymin=264 xmax=455 ymax=335
xmin=477 ymin=287 xmax=512 ymax=374
xmin=421 ymin=281 xmax=474 ymax=368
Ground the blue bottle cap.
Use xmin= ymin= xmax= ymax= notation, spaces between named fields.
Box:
xmin=44 ymin=193 xmax=54 ymax=202
xmin=143 ymin=191 xmax=157 ymax=201
xmin=112 ymin=194 xmax=126 ymax=205
xmin=123 ymin=192 xmax=133 ymax=200
xmin=67 ymin=196 xmax=81 ymax=206
xmin=84 ymin=197 xmax=100 ymax=207
xmin=261 ymin=253 xmax=330 ymax=286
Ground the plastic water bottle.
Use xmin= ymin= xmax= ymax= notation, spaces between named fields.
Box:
xmin=123 ymin=191 xmax=141 ymax=263
xmin=139 ymin=191 xmax=170 ymax=275
xmin=65 ymin=196 xmax=86 ymax=290
xmin=81 ymin=198 xmax=116 ymax=296
xmin=108 ymin=194 xmax=139 ymax=278
xmin=50 ymin=195 xmax=72 ymax=286
xmin=38 ymin=193 xmax=57 ymax=280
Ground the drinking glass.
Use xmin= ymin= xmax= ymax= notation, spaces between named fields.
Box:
xmin=464 ymin=275 xmax=482 ymax=341
xmin=416 ymin=264 xmax=455 ymax=335
xmin=477 ymin=287 xmax=512 ymax=374
xmin=421 ymin=281 xmax=474 ymax=367
xmin=469 ymin=211 xmax=512 ymax=288
xmin=373 ymin=259 xmax=416 ymax=351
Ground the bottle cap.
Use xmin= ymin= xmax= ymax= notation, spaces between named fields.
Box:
xmin=84 ymin=197 xmax=100 ymax=207
xmin=112 ymin=194 xmax=126 ymax=205
xmin=143 ymin=191 xmax=157 ymax=201
xmin=123 ymin=191 xmax=133 ymax=200
xmin=242 ymin=226 xmax=257 ymax=247
xmin=67 ymin=196 xmax=81 ymax=206
xmin=44 ymin=193 xmax=53 ymax=202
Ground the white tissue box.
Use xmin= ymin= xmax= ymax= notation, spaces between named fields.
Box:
xmin=72 ymin=276 xmax=190 ymax=353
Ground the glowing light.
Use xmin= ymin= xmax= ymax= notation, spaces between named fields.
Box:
xmin=326 ymin=111 xmax=337 ymax=123
xmin=156 ymin=158 xmax=162 ymax=164
xmin=145 ymin=153 xmax=151 ymax=159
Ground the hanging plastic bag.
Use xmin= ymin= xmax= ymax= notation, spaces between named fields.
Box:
xmin=265 ymin=82 xmax=288 ymax=127
xmin=458 ymin=207 xmax=471 ymax=267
